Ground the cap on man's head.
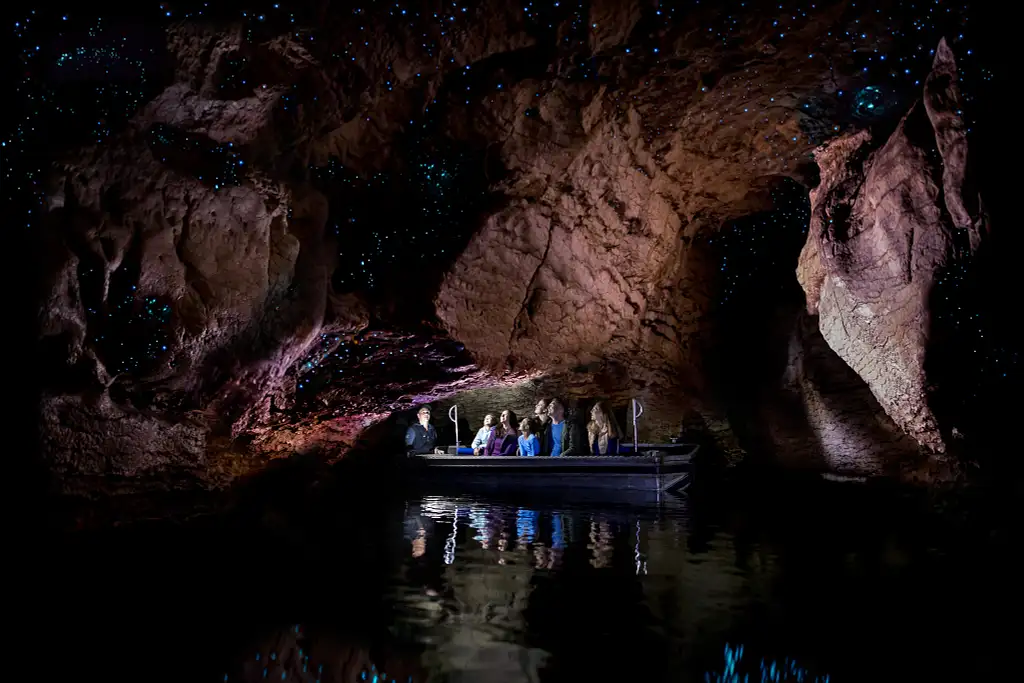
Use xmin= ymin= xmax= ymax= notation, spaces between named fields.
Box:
xmin=418 ymin=406 xmax=431 ymax=415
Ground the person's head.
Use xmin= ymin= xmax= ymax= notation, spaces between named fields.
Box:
xmin=483 ymin=413 xmax=495 ymax=428
xmin=534 ymin=399 xmax=550 ymax=418
xmin=417 ymin=406 xmax=431 ymax=426
xmin=500 ymin=409 xmax=518 ymax=432
xmin=589 ymin=401 xmax=620 ymax=436
xmin=519 ymin=417 xmax=532 ymax=435
xmin=547 ymin=399 xmax=565 ymax=422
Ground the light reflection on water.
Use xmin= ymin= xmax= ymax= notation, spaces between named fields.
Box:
xmin=384 ymin=496 xmax=764 ymax=683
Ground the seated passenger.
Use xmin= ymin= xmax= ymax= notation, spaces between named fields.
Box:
xmin=587 ymin=401 xmax=621 ymax=455
xmin=471 ymin=413 xmax=497 ymax=455
xmin=405 ymin=405 xmax=438 ymax=455
xmin=484 ymin=409 xmax=519 ymax=457
xmin=542 ymin=399 xmax=585 ymax=457
xmin=531 ymin=398 xmax=551 ymax=435
xmin=517 ymin=417 xmax=541 ymax=456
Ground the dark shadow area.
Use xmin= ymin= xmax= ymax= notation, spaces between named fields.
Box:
xmin=79 ymin=231 xmax=177 ymax=379
xmin=146 ymin=123 xmax=248 ymax=188
xmin=684 ymin=471 xmax=1024 ymax=682
xmin=5 ymin=5 xmax=174 ymax=526
xmin=313 ymin=135 xmax=500 ymax=325
xmin=704 ymin=177 xmax=812 ymax=463
xmin=923 ymin=4 xmax=1019 ymax=472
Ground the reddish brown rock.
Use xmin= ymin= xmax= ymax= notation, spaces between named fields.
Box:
xmin=796 ymin=39 xmax=988 ymax=455
xmin=31 ymin=2 xmax=993 ymax=494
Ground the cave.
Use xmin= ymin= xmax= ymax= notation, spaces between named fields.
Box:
xmin=12 ymin=0 xmax=1018 ymax=494
xmin=9 ymin=2 xmax=1023 ymax=680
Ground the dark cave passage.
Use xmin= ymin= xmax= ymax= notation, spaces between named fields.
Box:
xmin=704 ymin=177 xmax=811 ymax=461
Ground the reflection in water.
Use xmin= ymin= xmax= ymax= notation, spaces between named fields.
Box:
xmin=588 ymin=520 xmax=614 ymax=568
xmin=516 ymin=508 xmax=538 ymax=544
xmin=411 ymin=526 xmax=426 ymax=558
xmin=552 ymin=514 xmax=565 ymax=550
xmin=634 ymin=519 xmax=648 ymax=575
xmin=227 ymin=624 xmax=424 ymax=683
xmin=46 ymin=488 xmax=1021 ymax=682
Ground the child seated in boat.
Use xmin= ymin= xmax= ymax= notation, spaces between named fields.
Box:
xmin=484 ymin=409 xmax=518 ymax=456
xmin=517 ymin=417 xmax=541 ymax=457
xmin=471 ymin=413 xmax=497 ymax=455
xmin=587 ymin=401 xmax=621 ymax=455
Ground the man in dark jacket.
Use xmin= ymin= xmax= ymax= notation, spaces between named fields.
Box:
xmin=405 ymin=405 xmax=438 ymax=455
xmin=540 ymin=399 xmax=584 ymax=457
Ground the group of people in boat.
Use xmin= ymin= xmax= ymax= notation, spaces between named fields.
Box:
xmin=404 ymin=398 xmax=623 ymax=456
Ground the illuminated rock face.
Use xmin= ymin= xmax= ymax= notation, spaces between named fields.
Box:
xmin=27 ymin=3 xmax=995 ymax=492
xmin=797 ymin=40 xmax=988 ymax=456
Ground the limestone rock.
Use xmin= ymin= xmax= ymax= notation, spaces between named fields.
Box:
xmin=796 ymin=40 xmax=987 ymax=454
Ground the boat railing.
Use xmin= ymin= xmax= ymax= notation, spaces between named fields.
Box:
xmin=631 ymin=398 xmax=644 ymax=456
xmin=448 ymin=404 xmax=460 ymax=449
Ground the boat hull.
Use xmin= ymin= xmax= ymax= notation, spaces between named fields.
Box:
xmin=407 ymin=449 xmax=696 ymax=500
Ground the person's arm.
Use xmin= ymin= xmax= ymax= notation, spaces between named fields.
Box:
xmin=471 ymin=428 xmax=486 ymax=450
xmin=405 ymin=426 xmax=416 ymax=448
xmin=559 ymin=423 xmax=575 ymax=456
xmin=499 ymin=434 xmax=517 ymax=457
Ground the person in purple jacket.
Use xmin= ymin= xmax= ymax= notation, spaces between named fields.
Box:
xmin=484 ymin=409 xmax=519 ymax=456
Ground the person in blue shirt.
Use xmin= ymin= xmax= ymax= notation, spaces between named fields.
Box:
xmin=587 ymin=401 xmax=622 ymax=455
xmin=541 ymin=398 xmax=583 ymax=456
xmin=517 ymin=417 xmax=541 ymax=456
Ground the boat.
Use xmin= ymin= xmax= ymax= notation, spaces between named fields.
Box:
xmin=407 ymin=444 xmax=697 ymax=502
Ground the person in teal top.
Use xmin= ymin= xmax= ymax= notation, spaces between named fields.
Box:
xmin=517 ymin=417 xmax=541 ymax=456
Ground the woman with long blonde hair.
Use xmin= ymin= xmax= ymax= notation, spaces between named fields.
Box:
xmin=587 ymin=401 xmax=622 ymax=455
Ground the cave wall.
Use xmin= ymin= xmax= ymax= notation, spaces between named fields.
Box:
xmin=22 ymin=2 xmax=1002 ymax=492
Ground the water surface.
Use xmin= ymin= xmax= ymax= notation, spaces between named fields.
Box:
xmin=30 ymin=480 xmax=1020 ymax=682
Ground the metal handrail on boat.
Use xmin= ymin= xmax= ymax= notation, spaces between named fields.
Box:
xmin=448 ymin=404 xmax=460 ymax=449
xmin=631 ymin=398 xmax=644 ymax=456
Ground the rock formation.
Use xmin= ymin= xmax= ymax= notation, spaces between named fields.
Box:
xmin=23 ymin=1 xmax=1000 ymax=494
xmin=796 ymin=39 xmax=988 ymax=456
